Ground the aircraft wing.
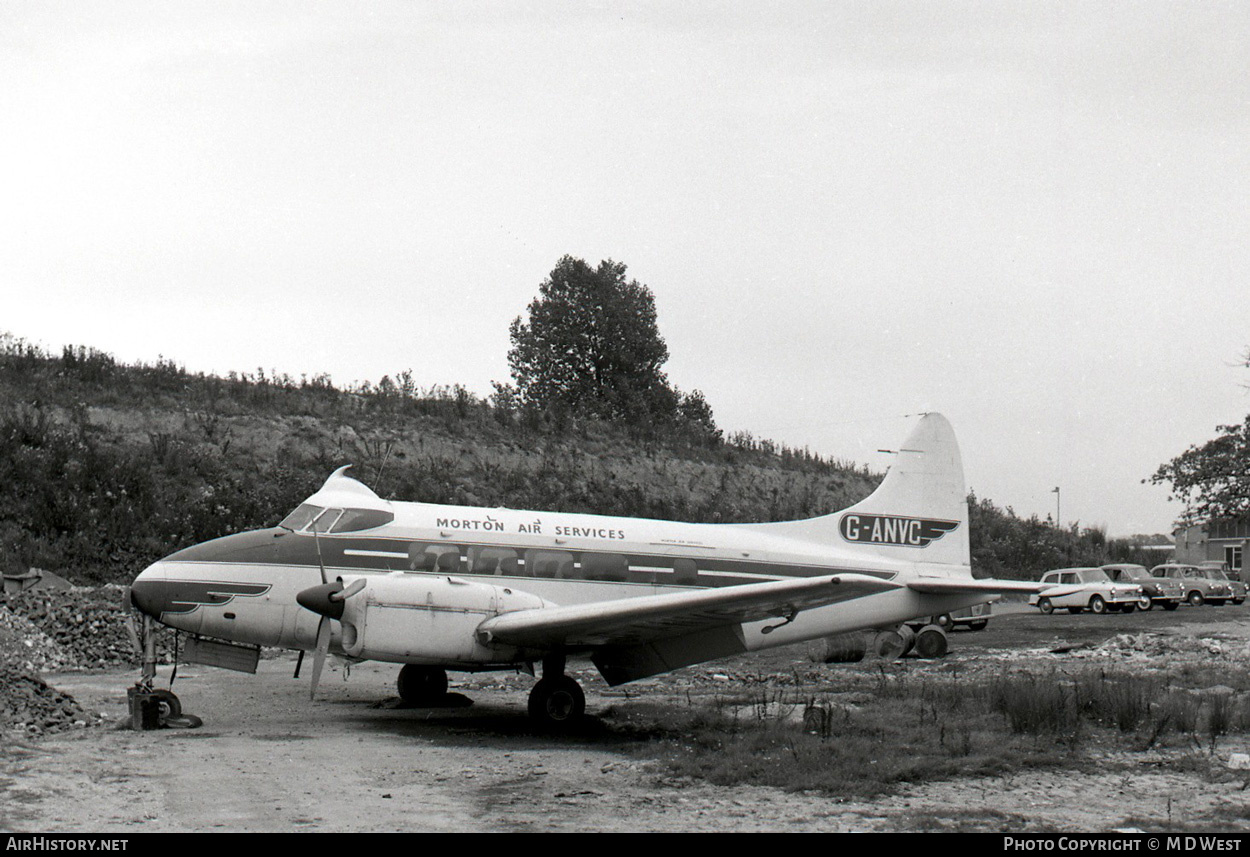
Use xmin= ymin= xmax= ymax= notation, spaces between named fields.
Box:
xmin=476 ymin=573 xmax=902 ymax=650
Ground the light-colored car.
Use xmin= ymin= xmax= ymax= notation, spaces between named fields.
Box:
xmin=1028 ymin=567 xmax=1146 ymax=615
xmin=1101 ymin=563 xmax=1183 ymax=611
xmin=1198 ymin=560 xmax=1246 ymax=590
xmin=1150 ymin=564 xmax=1235 ymax=606
xmin=1198 ymin=567 xmax=1246 ymax=605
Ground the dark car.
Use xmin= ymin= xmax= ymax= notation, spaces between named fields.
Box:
xmin=1101 ymin=564 xmax=1183 ymax=611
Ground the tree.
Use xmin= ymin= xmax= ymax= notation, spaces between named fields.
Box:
xmin=506 ymin=256 xmax=715 ymax=434
xmin=1149 ymin=413 xmax=1250 ymax=525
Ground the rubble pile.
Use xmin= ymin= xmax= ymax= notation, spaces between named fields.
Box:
xmin=0 ymin=606 xmax=72 ymax=672
xmin=0 ymin=663 xmax=94 ymax=736
xmin=0 ymin=584 xmax=139 ymax=669
xmin=1093 ymin=632 xmax=1250 ymax=662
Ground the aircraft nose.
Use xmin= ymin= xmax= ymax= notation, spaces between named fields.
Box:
xmin=129 ymin=562 xmax=169 ymax=619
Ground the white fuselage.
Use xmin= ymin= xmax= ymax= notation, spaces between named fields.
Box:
xmin=131 ymin=497 xmax=987 ymax=670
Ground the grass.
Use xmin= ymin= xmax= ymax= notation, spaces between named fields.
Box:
xmin=597 ymin=663 xmax=1250 ymax=800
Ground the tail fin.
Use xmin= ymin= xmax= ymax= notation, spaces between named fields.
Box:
xmin=759 ymin=413 xmax=971 ymax=574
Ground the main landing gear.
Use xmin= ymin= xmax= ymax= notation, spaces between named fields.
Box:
xmin=527 ymin=654 xmax=585 ymax=730
xmin=397 ymin=665 xmax=449 ymax=706
xmin=395 ymin=659 xmax=586 ymax=730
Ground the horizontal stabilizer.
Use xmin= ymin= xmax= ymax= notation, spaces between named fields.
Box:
xmin=906 ymin=578 xmax=1044 ymax=595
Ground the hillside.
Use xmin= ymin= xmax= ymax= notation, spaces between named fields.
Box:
xmin=1 ymin=333 xmax=1165 ymax=584
xmin=0 ymin=334 xmax=878 ymax=584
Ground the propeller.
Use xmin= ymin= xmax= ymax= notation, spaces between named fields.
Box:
xmin=294 ymin=519 xmax=366 ymax=699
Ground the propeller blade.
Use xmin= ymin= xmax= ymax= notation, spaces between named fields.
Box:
xmin=331 ymin=578 xmax=367 ymax=602
xmin=311 ymin=522 xmax=328 ymax=585
xmin=309 ymin=616 xmax=331 ymax=700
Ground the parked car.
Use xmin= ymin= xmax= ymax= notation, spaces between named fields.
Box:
xmin=1029 ymin=567 xmax=1146 ymax=614
xmin=951 ymin=601 xmax=992 ymax=630
xmin=1198 ymin=560 xmax=1245 ymax=587
xmin=1100 ymin=563 xmax=1183 ymax=611
xmin=1150 ymin=564 xmax=1235 ymax=606
xmin=1197 ymin=567 xmax=1247 ymax=605
xmin=921 ymin=600 xmax=993 ymax=631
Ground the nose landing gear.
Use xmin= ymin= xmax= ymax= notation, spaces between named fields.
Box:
xmin=126 ymin=599 xmax=201 ymax=730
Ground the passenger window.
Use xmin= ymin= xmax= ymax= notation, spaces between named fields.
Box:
xmin=527 ymin=550 xmax=574 ymax=579
xmin=673 ymin=558 xmax=698 ymax=585
xmin=469 ymin=546 xmax=519 ymax=575
xmin=407 ymin=544 xmax=461 ymax=573
xmin=581 ymin=553 xmax=628 ymax=582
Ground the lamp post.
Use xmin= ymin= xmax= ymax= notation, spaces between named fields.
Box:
xmin=1052 ymin=486 xmax=1061 ymax=528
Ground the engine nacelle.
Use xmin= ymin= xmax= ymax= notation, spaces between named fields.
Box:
xmin=337 ymin=574 xmax=549 ymax=665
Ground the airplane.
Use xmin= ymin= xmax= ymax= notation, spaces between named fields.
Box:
xmin=128 ymin=412 xmax=1040 ymax=729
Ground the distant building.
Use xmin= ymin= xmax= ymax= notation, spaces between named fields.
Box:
xmin=1173 ymin=519 xmax=1249 ymax=574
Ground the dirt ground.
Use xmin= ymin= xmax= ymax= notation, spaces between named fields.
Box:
xmin=4 ymin=602 xmax=1250 ymax=833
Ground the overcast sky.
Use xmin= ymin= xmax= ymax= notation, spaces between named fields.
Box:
xmin=3 ymin=2 xmax=1248 ymax=536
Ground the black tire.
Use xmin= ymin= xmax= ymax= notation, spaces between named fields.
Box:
xmin=397 ymin=665 xmax=448 ymax=706
xmin=1089 ymin=595 xmax=1107 ymax=614
xmin=151 ymin=689 xmax=181 ymax=726
xmin=527 ymin=676 xmax=585 ymax=728
xmin=1162 ymin=601 xmax=1180 ymax=611
xmin=1069 ymin=606 xmax=1083 ymax=614
xmin=1037 ymin=597 xmax=1054 ymax=615
xmin=967 ymin=620 xmax=989 ymax=631
xmin=914 ymin=625 xmax=948 ymax=659
xmin=1187 ymin=591 xmax=1205 ymax=607
xmin=1234 ymin=598 xmax=1245 ymax=605
xmin=163 ymin=714 xmax=202 ymax=729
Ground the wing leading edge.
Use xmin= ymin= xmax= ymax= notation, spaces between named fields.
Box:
xmin=477 ymin=572 xmax=1041 ymax=685
xmin=477 ymin=573 xmax=901 ymax=649
xmin=477 ymin=573 xmax=901 ymax=685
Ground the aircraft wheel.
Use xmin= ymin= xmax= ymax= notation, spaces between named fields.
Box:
xmin=1088 ymin=595 xmax=1107 ymax=614
xmin=1037 ymin=597 xmax=1053 ymax=615
xmin=913 ymin=625 xmax=948 ymax=658
xmin=163 ymin=714 xmax=203 ymax=729
xmin=151 ymin=689 xmax=181 ymax=725
xmin=397 ymin=665 xmax=448 ymax=706
xmin=1187 ymin=591 xmax=1205 ymax=607
xmin=527 ymin=676 xmax=585 ymax=728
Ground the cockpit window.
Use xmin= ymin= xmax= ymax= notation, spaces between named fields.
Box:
xmin=279 ymin=504 xmax=394 ymax=533
xmin=308 ymin=508 xmax=343 ymax=533
xmin=330 ymin=508 xmax=395 ymax=532
xmin=280 ymin=504 xmax=324 ymax=531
